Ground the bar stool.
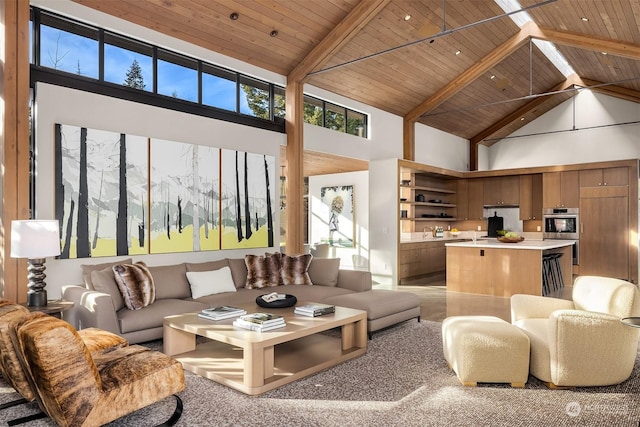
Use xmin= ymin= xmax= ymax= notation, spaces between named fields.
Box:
xmin=541 ymin=254 xmax=553 ymax=296
xmin=551 ymin=253 xmax=564 ymax=290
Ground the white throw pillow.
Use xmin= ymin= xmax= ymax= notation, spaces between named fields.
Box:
xmin=186 ymin=267 xmax=237 ymax=299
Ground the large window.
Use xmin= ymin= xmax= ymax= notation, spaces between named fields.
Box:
xmin=240 ymin=76 xmax=270 ymax=118
xmin=39 ymin=13 xmax=99 ymax=79
xmin=157 ymin=50 xmax=198 ymax=102
xmin=31 ymin=8 xmax=283 ymax=132
xmin=104 ymin=33 xmax=153 ymax=91
xmin=303 ymin=95 xmax=367 ymax=138
xmin=202 ymin=63 xmax=236 ymax=111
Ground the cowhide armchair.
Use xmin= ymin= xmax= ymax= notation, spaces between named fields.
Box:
xmin=0 ymin=300 xmax=129 ymax=425
xmin=10 ymin=312 xmax=185 ymax=427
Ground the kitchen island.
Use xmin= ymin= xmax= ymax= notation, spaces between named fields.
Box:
xmin=445 ymin=239 xmax=575 ymax=297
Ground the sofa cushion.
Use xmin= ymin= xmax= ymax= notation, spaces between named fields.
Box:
xmin=186 ymin=267 xmax=237 ymax=298
xmin=307 ymin=258 xmax=340 ymax=287
xmin=280 ymin=254 xmax=313 ymax=286
xmin=82 ymin=259 xmax=132 ymax=290
xmin=91 ymin=268 xmax=126 ymax=311
xmin=227 ymin=258 xmax=248 ymax=289
xmin=185 ymin=259 xmax=229 ymax=273
xmin=112 ymin=262 xmax=155 ymax=310
xmin=245 ymin=253 xmax=282 ymax=289
xmin=117 ymin=299 xmax=208 ymax=334
xmin=147 ymin=264 xmax=191 ymax=300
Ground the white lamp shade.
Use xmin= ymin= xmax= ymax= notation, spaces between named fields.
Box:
xmin=11 ymin=220 xmax=61 ymax=258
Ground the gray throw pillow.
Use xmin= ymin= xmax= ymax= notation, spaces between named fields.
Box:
xmin=307 ymin=258 xmax=341 ymax=287
xmin=81 ymin=258 xmax=132 ymax=289
xmin=90 ymin=267 xmax=125 ymax=311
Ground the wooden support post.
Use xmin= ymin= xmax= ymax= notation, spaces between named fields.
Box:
xmin=1 ymin=0 xmax=31 ymax=303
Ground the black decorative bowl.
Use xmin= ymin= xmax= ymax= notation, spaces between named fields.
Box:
xmin=256 ymin=294 xmax=297 ymax=308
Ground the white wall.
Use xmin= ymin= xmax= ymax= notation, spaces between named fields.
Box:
xmin=414 ymin=123 xmax=470 ymax=171
xmin=308 ymin=171 xmax=369 ymax=270
xmin=485 ymin=92 xmax=640 ymax=170
xmin=368 ymin=159 xmax=399 ymax=286
xmin=35 ymin=83 xmax=285 ymax=297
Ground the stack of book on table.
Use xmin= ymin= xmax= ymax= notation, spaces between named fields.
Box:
xmin=198 ymin=306 xmax=247 ymax=321
xmin=233 ymin=313 xmax=286 ymax=332
xmin=294 ymin=303 xmax=336 ymax=317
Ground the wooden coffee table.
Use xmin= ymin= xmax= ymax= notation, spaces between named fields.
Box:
xmin=163 ymin=304 xmax=367 ymax=395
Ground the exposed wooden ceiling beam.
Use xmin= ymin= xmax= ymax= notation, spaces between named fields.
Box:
xmin=288 ymin=0 xmax=390 ymax=83
xmin=404 ymin=22 xmax=534 ymax=123
xmin=577 ymin=78 xmax=640 ymax=103
xmin=470 ymin=75 xmax=581 ymax=145
xmin=530 ymin=25 xmax=640 ymax=60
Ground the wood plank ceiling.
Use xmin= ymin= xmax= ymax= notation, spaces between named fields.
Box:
xmin=73 ymin=0 xmax=640 ymax=173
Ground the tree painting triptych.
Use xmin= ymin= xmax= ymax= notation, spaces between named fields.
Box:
xmin=55 ymin=124 xmax=276 ymax=259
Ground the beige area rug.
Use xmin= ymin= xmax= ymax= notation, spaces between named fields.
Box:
xmin=1 ymin=320 xmax=639 ymax=426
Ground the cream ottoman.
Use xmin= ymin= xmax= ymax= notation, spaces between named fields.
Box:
xmin=442 ymin=315 xmax=530 ymax=387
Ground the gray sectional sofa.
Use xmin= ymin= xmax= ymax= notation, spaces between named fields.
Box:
xmin=62 ymin=257 xmax=420 ymax=344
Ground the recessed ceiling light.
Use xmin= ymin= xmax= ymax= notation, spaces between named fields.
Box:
xmin=404 ymin=14 xmax=411 ymax=21
xmin=601 ymin=51 xmax=608 ymax=55
xmin=455 ymin=50 xmax=461 ymax=55
xmin=581 ymin=17 xmax=589 ymax=22
xmin=490 ymin=75 xmax=496 ymax=79
xmin=520 ymin=117 xmax=525 ymax=121
xmin=229 ymin=12 xmax=239 ymax=20
xmin=270 ymin=30 xmax=278 ymax=37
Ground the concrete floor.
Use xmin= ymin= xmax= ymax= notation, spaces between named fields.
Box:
xmin=389 ymin=277 xmax=573 ymax=323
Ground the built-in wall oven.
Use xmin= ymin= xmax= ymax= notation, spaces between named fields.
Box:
xmin=543 ymin=208 xmax=579 ymax=265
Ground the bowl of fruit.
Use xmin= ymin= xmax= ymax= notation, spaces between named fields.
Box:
xmin=450 ymin=228 xmax=461 ymax=237
xmin=497 ymin=232 xmax=525 ymax=243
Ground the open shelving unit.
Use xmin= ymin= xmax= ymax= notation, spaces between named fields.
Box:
xmin=399 ymin=166 xmax=459 ymax=233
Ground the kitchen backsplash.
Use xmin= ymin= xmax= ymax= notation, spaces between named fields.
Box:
xmin=483 ymin=207 xmax=522 ymax=233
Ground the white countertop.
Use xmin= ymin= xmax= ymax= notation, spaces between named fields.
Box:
xmin=445 ymin=239 xmax=575 ymax=250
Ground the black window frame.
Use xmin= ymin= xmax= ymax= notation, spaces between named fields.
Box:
xmin=30 ymin=7 xmax=285 ymax=133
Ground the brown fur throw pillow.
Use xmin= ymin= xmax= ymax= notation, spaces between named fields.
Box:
xmin=245 ymin=253 xmax=282 ymax=289
xmin=280 ymin=254 xmax=313 ymax=286
xmin=112 ymin=262 xmax=155 ymax=310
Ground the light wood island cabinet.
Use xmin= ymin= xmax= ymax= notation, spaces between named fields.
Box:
xmin=446 ymin=240 xmax=574 ymax=297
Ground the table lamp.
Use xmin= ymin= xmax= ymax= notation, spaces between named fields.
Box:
xmin=10 ymin=220 xmax=61 ymax=307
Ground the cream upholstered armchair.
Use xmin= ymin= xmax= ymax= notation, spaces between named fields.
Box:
xmin=511 ymin=276 xmax=640 ymax=387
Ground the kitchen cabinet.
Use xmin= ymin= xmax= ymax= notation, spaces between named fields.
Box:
xmin=580 ymin=167 xmax=628 ymax=187
xmin=456 ymin=179 xmax=469 ymax=220
xmin=542 ymin=171 xmax=579 ymax=208
xmin=399 ymin=240 xmax=447 ymax=282
xmin=483 ymin=176 xmax=520 ymax=206
xmin=467 ymin=179 xmax=484 ymax=220
xmin=519 ymin=174 xmax=542 ymax=220
xmin=579 ymin=186 xmax=629 ymax=280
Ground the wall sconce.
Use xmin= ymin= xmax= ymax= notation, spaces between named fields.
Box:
xmin=10 ymin=220 xmax=61 ymax=307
